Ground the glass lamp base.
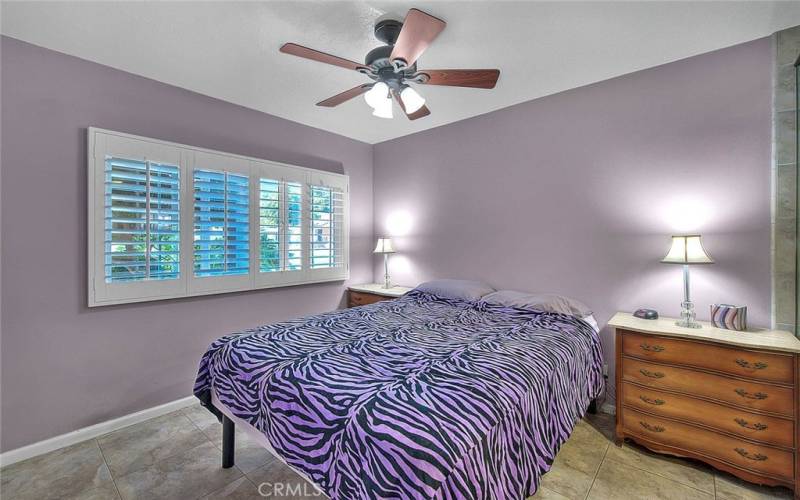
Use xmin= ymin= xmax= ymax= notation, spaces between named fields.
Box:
xmin=676 ymin=300 xmax=701 ymax=329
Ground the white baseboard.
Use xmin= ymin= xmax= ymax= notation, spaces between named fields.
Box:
xmin=1 ymin=395 xmax=616 ymax=468
xmin=0 ymin=396 xmax=197 ymax=468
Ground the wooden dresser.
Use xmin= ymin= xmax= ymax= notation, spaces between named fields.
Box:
xmin=347 ymin=284 xmax=413 ymax=308
xmin=609 ymin=312 xmax=800 ymax=498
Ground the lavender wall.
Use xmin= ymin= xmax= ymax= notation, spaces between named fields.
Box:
xmin=373 ymin=37 xmax=773 ymax=403
xmin=1 ymin=34 xmax=774 ymax=451
xmin=0 ymin=37 xmax=373 ymax=452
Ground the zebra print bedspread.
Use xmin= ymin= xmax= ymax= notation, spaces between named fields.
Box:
xmin=194 ymin=291 xmax=604 ymax=499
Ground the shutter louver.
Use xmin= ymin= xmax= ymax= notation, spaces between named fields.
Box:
xmin=309 ymin=185 xmax=345 ymax=269
xmin=104 ymin=157 xmax=180 ymax=282
xmin=193 ymin=169 xmax=250 ymax=277
xmin=259 ymin=178 xmax=281 ymax=272
xmin=286 ymin=182 xmax=303 ymax=271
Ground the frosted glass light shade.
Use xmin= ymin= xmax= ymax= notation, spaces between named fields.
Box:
xmin=374 ymin=238 xmax=395 ymax=254
xmin=661 ymin=235 xmax=714 ymax=264
xmin=372 ymin=96 xmax=393 ymax=119
xmin=400 ymin=86 xmax=425 ymax=114
xmin=364 ymin=82 xmax=389 ymax=109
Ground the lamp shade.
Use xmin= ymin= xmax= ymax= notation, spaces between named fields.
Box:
xmin=373 ymin=238 xmax=395 ymax=254
xmin=661 ymin=235 xmax=714 ymax=264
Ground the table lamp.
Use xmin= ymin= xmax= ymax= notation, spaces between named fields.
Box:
xmin=661 ymin=235 xmax=714 ymax=328
xmin=374 ymin=238 xmax=395 ymax=289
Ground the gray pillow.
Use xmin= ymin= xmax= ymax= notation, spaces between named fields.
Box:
xmin=482 ymin=290 xmax=592 ymax=317
xmin=413 ymin=279 xmax=495 ymax=301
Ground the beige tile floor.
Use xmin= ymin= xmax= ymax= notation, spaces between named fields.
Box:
xmin=0 ymin=406 xmax=793 ymax=499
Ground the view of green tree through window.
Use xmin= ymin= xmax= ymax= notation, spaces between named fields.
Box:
xmin=286 ymin=182 xmax=303 ymax=270
xmin=310 ymin=185 xmax=342 ymax=269
xmin=259 ymin=178 xmax=281 ymax=272
xmin=104 ymin=157 xmax=180 ymax=282
xmin=259 ymin=180 xmax=303 ymax=272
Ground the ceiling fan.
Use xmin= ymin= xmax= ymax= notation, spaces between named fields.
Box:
xmin=280 ymin=8 xmax=500 ymax=120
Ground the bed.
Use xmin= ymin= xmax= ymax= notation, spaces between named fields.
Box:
xmin=194 ymin=289 xmax=604 ymax=499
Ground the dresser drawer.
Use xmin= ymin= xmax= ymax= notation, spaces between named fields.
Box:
xmin=621 ymin=331 xmax=794 ymax=384
xmin=621 ymin=382 xmax=794 ymax=448
xmin=622 ymin=358 xmax=795 ymax=416
xmin=348 ymin=291 xmax=391 ymax=308
xmin=623 ymin=408 xmax=794 ymax=481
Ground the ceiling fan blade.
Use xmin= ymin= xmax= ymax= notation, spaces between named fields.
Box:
xmin=317 ymin=84 xmax=373 ymax=107
xmin=416 ymin=69 xmax=500 ymax=89
xmin=390 ymin=9 xmax=446 ymax=68
xmin=280 ymin=43 xmax=369 ymax=72
xmin=393 ymin=90 xmax=431 ymax=120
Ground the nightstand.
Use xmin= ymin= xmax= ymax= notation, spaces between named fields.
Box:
xmin=609 ymin=312 xmax=800 ymax=497
xmin=347 ymin=283 xmax=413 ymax=308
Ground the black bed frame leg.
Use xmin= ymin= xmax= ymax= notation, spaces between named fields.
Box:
xmin=222 ymin=415 xmax=235 ymax=468
xmin=588 ymin=399 xmax=598 ymax=414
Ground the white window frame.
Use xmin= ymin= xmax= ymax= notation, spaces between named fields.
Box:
xmin=88 ymin=127 xmax=349 ymax=307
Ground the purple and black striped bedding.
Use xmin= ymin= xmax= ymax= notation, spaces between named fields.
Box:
xmin=194 ymin=291 xmax=604 ymax=499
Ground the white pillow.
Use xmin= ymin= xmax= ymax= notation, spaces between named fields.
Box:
xmin=413 ymin=279 xmax=495 ymax=301
xmin=482 ymin=290 xmax=593 ymax=318
xmin=583 ymin=314 xmax=600 ymax=332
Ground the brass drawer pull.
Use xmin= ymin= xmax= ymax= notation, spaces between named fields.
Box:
xmin=734 ymin=388 xmax=768 ymax=400
xmin=734 ymin=418 xmax=767 ymax=431
xmin=734 ymin=448 xmax=767 ymax=461
xmin=639 ymin=395 xmax=665 ymax=406
xmin=639 ymin=421 xmax=665 ymax=433
xmin=735 ymin=359 xmax=768 ymax=370
xmin=640 ymin=343 xmax=665 ymax=352
xmin=639 ymin=369 xmax=665 ymax=379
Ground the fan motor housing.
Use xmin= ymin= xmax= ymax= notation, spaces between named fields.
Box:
xmin=365 ymin=45 xmax=417 ymax=76
xmin=365 ymin=45 xmax=392 ymax=67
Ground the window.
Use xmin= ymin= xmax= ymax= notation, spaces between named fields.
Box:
xmin=88 ymin=128 xmax=349 ymax=306
xmin=309 ymin=185 xmax=344 ymax=269
xmin=193 ymin=170 xmax=250 ymax=277
xmin=104 ymin=157 xmax=180 ymax=282
xmin=258 ymin=179 xmax=303 ymax=274
xmin=259 ymin=178 xmax=281 ymax=273
xmin=285 ymin=182 xmax=303 ymax=271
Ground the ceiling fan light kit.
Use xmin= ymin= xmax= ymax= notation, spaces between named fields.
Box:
xmin=371 ymin=94 xmax=394 ymax=119
xmin=399 ymin=86 xmax=426 ymax=114
xmin=279 ymin=8 xmax=500 ymax=120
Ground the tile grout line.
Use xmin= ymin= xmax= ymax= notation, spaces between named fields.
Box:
xmin=601 ymin=453 xmax=714 ymax=497
xmin=100 ymin=411 xmax=216 ymax=482
xmin=181 ymin=407 xmax=251 ymax=498
xmin=583 ymin=442 xmax=610 ymax=500
xmin=713 ymin=471 xmax=717 ymax=499
xmin=94 ymin=437 xmax=125 ymax=500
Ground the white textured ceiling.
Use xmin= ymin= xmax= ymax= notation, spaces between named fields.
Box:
xmin=3 ymin=1 xmax=800 ymax=144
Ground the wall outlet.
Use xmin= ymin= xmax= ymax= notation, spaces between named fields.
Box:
xmin=603 ymin=364 xmax=609 ymax=377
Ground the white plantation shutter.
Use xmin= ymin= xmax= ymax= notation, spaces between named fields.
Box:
xmin=306 ymin=171 xmax=348 ymax=281
xmin=193 ymin=170 xmax=250 ymax=277
xmin=259 ymin=178 xmax=281 ymax=273
xmin=309 ymin=185 xmax=345 ymax=269
xmin=258 ymin=178 xmax=304 ymax=273
xmin=285 ymin=182 xmax=303 ymax=271
xmin=104 ymin=157 xmax=180 ymax=282
xmin=89 ymin=128 xmax=348 ymax=306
